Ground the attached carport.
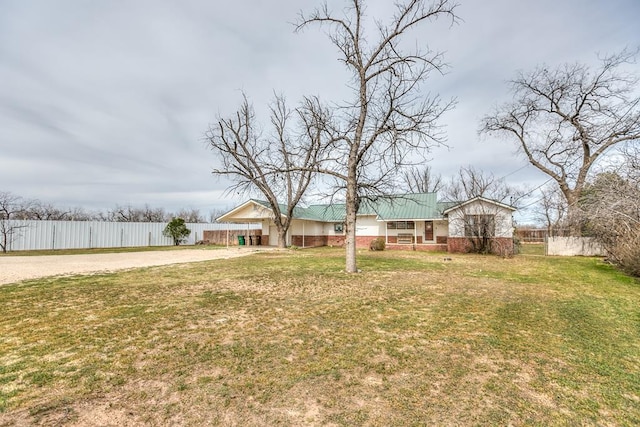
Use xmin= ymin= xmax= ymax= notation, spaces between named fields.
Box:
xmin=216 ymin=200 xmax=278 ymax=246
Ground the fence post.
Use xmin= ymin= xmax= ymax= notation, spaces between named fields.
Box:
xmin=544 ymin=236 xmax=548 ymax=256
xmin=52 ymin=225 xmax=56 ymax=250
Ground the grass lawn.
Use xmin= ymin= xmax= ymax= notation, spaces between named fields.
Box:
xmin=1 ymin=247 xmax=638 ymax=425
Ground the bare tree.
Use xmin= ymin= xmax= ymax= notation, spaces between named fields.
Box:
xmin=401 ymin=165 xmax=444 ymax=193
xmin=174 ymin=208 xmax=204 ymax=223
xmin=0 ymin=191 xmax=30 ymax=253
xmin=108 ymin=205 xmax=142 ymax=222
xmin=621 ymin=143 xmax=640 ymax=181
xmin=460 ymin=205 xmax=497 ymax=254
xmin=209 ymin=207 xmax=232 ymax=223
xmin=442 ymin=165 xmax=525 ymax=204
xmin=481 ymin=50 xmax=640 ymax=235
xmin=580 ymin=168 xmax=640 ymax=276
xmin=534 ymin=184 xmax=568 ymax=237
xmin=297 ymin=0 xmax=459 ymax=272
xmin=106 ymin=204 xmax=168 ymax=222
xmin=205 ymin=94 xmax=324 ymax=248
xmin=141 ymin=205 xmax=168 ymax=222
xmin=26 ymin=201 xmax=72 ymax=220
xmin=65 ymin=207 xmax=98 ymax=221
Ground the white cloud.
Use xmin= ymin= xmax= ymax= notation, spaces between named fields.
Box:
xmin=0 ymin=0 xmax=637 ymax=215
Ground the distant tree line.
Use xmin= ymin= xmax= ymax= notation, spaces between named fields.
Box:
xmin=0 ymin=191 xmax=223 ymax=223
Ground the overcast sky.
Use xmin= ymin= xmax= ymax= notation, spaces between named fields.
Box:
xmin=1 ymin=0 xmax=638 ymax=219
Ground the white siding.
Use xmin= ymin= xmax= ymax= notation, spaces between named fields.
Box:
xmin=289 ymin=220 xmax=324 ymax=235
xmin=355 ymin=216 xmax=384 ymax=236
xmin=447 ymin=201 xmax=514 ymax=238
xmin=434 ymin=221 xmax=448 ymax=240
xmin=2 ymin=220 xmax=258 ymax=251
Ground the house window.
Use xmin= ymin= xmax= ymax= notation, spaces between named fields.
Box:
xmin=334 ymin=223 xmax=344 ymax=233
xmin=464 ymin=215 xmax=495 ymax=237
xmin=387 ymin=221 xmax=415 ymax=230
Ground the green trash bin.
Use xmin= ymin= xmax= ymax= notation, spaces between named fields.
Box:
xmin=238 ymin=235 xmax=245 ymax=246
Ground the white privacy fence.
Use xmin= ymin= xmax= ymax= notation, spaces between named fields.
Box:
xmin=2 ymin=220 xmax=259 ymax=251
xmin=545 ymin=236 xmax=605 ymax=256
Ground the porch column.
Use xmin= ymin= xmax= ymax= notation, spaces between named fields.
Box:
xmin=385 ymin=222 xmax=388 ymax=244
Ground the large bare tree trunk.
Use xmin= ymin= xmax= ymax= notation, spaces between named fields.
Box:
xmin=563 ymin=190 xmax=582 ymax=237
xmin=277 ymin=232 xmax=287 ymax=249
xmin=345 ymin=168 xmax=359 ymax=273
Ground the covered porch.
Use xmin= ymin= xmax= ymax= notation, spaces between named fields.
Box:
xmin=379 ymin=218 xmax=449 ymax=251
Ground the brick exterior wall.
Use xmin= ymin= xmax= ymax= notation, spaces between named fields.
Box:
xmin=327 ymin=235 xmax=345 ymax=246
xmin=326 ymin=235 xmax=449 ymax=252
xmin=447 ymin=237 xmax=514 ymax=255
xmin=386 ymin=236 xmax=424 ymax=244
xmin=291 ymin=235 xmax=328 ymax=248
xmin=356 ymin=236 xmax=379 ymax=248
xmin=386 ymin=244 xmax=448 ymax=251
xmin=208 ymin=229 xmax=512 ymax=254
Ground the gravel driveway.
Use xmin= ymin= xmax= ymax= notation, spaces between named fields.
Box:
xmin=0 ymin=247 xmax=274 ymax=285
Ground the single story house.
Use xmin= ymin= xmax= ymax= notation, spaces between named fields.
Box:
xmin=217 ymin=193 xmax=516 ymax=253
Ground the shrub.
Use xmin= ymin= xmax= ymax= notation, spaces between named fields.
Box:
xmin=163 ymin=218 xmax=191 ymax=246
xmin=369 ymin=238 xmax=385 ymax=251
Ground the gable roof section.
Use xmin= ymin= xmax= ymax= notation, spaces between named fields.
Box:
xmin=216 ymin=199 xmax=275 ymax=222
xmin=442 ymin=196 xmax=517 ymax=214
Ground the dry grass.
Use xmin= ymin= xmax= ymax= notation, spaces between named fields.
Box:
xmin=1 ymin=247 xmax=639 ymax=426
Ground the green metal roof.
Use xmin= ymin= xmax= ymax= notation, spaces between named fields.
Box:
xmin=222 ymin=194 xmax=514 ymax=223
xmin=359 ymin=193 xmax=447 ymax=220
xmin=297 ymin=204 xmax=347 ymax=222
xmin=250 ymin=193 xmax=449 ymax=222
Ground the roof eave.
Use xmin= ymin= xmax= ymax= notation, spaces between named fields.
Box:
xmin=442 ymin=196 xmax=517 ymax=214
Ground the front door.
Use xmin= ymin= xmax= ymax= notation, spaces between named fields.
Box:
xmin=425 ymin=221 xmax=434 ymax=241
